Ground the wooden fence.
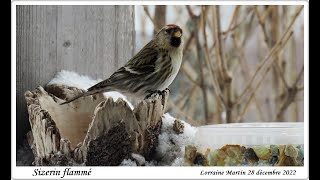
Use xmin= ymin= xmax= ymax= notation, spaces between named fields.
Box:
xmin=16 ymin=5 xmax=135 ymax=145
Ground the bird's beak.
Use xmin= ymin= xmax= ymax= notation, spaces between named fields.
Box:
xmin=173 ymin=30 xmax=181 ymax=38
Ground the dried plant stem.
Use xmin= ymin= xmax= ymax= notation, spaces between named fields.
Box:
xmin=143 ymin=6 xmax=159 ymax=33
xmin=234 ymin=5 xmax=303 ymax=106
xmin=188 ymin=86 xmax=201 ymax=120
xmin=154 ymin=5 xmax=166 ymax=35
xmin=222 ymin=6 xmax=240 ymax=37
xmin=201 ymin=6 xmax=226 ymax=110
xmin=232 ymin=35 xmax=266 ymax=122
xmin=196 ymin=28 xmax=210 ymax=122
xmin=180 ymin=67 xmax=200 ymax=87
xmin=212 ymin=6 xmax=233 ymax=123
xmin=275 ymin=66 xmax=303 ymax=121
xmin=254 ymin=6 xmax=270 ymax=45
xmin=181 ymin=84 xmax=198 ymax=111
xmin=212 ymin=6 xmax=232 ymax=84
xmin=183 ymin=30 xmax=195 ymax=55
xmin=256 ymin=6 xmax=290 ymax=90
xmin=167 ymin=99 xmax=193 ymax=121
xmin=186 ymin=5 xmax=212 ymax=121
xmin=236 ymin=32 xmax=294 ymax=122
xmin=261 ymin=5 xmax=274 ymax=22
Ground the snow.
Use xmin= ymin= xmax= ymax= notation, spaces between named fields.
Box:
xmin=48 ymin=70 xmax=133 ymax=108
xmin=120 ymin=159 xmax=137 ymax=166
xmin=119 ymin=113 xmax=198 ymax=166
xmin=48 ymin=70 xmax=102 ymax=90
xmin=155 ymin=113 xmax=198 ymax=166
xmin=131 ymin=153 xmax=146 ymax=166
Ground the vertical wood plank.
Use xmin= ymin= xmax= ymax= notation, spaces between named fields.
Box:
xmin=16 ymin=5 xmax=135 ymax=145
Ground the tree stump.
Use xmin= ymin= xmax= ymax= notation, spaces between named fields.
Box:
xmin=25 ymin=84 xmax=169 ymax=166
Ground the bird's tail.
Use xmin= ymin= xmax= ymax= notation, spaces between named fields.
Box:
xmin=60 ymin=90 xmax=101 ymax=105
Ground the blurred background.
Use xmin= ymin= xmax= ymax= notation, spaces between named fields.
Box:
xmin=135 ymin=5 xmax=304 ymax=125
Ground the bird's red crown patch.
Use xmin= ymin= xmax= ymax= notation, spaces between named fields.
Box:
xmin=167 ymin=24 xmax=178 ymax=27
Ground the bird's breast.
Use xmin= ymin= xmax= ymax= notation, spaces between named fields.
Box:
xmin=158 ymin=48 xmax=183 ymax=91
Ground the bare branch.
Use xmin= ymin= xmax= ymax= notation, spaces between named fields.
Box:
xmin=200 ymin=6 xmax=226 ymax=110
xmin=232 ymin=35 xmax=266 ymax=122
xmin=143 ymin=6 xmax=159 ymax=32
xmin=236 ymin=31 xmax=294 ymax=122
xmin=234 ymin=6 xmax=304 ymax=106
xmin=294 ymin=66 xmax=304 ymax=86
xmin=186 ymin=5 xmax=210 ymax=121
xmin=212 ymin=6 xmax=232 ymax=83
xmin=222 ymin=6 xmax=240 ymax=37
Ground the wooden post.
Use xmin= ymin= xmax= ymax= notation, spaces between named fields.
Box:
xmin=16 ymin=5 xmax=135 ymax=145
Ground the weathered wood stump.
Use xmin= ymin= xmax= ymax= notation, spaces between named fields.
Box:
xmin=25 ymin=84 xmax=169 ymax=166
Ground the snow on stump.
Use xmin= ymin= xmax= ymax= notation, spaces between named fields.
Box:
xmin=24 ymin=84 xmax=169 ymax=166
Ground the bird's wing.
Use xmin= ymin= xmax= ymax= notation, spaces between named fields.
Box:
xmin=87 ymin=40 xmax=159 ymax=92
xmin=126 ymin=39 xmax=159 ymax=67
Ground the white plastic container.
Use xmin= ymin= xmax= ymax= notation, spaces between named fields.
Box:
xmin=195 ymin=122 xmax=304 ymax=151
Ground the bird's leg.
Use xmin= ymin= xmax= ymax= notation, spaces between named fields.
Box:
xmin=145 ymin=88 xmax=170 ymax=100
xmin=144 ymin=90 xmax=163 ymax=99
xmin=163 ymin=88 xmax=170 ymax=93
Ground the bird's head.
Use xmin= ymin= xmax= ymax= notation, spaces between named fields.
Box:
xmin=155 ymin=24 xmax=183 ymax=50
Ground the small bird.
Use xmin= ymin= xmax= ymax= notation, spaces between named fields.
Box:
xmin=60 ymin=24 xmax=183 ymax=105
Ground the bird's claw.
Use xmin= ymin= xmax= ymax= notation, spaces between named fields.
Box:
xmin=144 ymin=89 xmax=169 ymax=100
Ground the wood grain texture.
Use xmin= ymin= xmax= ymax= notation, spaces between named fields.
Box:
xmin=25 ymin=85 xmax=168 ymax=166
xmin=16 ymin=5 xmax=135 ymax=145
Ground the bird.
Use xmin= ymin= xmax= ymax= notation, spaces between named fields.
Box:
xmin=60 ymin=24 xmax=183 ymax=105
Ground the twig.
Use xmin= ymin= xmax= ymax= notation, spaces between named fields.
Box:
xmin=181 ymin=83 xmax=198 ymax=111
xmin=261 ymin=5 xmax=274 ymax=22
xmin=297 ymin=86 xmax=304 ymax=91
xmin=185 ymin=5 xmax=210 ymax=121
xmin=180 ymin=66 xmax=201 ymax=87
xmin=212 ymin=6 xmax=232 ymax=84
xmin=196 ymin=23 xmax=210 ymax=121
xmin=188 ymin=85 xmax=201 ymax=120
xmin=200 ymin=6 xmax=226 ymax=110
xmin=275 ymin=66 xmax=304 ymax=121
xmin=186 ymin=5 xmax=196 ymax=18
xmin=183 ymin=29 xmax=195 ymax=55
xmin=154 ymin=5 xmax=166 ymax=35
xmin=143 ymin=5 xmax=159 ymax=33
xmin=222 ymin=6 xmax=240 ymax=37
xmin=256 ymin=6 xmax=290 ymax=91
xmin=294 ymin=65 xmax=304 ymax=86
xmin=233 ymin=6 xmax=304 ymax=106
xmin=273 ymin=63 xmax=290 ymax=90
xmin=236 ymin=32 xmax=294 ymax=122
xmin=254 ymin=6 xmax=270 ymax=47
xmin=167 ymin=99 xmax=194 ymax=121
xmin=232 ymin=35 xmax=266 ymax=122
xmin=212 ymin=6 xmax=233 ymax=123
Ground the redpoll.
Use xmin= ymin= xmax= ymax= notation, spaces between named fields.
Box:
xmin=61 ymin=24 xmax=183 ymax=105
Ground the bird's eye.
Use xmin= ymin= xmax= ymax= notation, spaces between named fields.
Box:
xmin=165 ymin=29 xmax=171 ymax=34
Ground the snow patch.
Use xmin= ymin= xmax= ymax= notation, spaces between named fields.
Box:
xmin=48 ymin=70 xmax=133 ymax=108
xmin=156 ymin=113 xmax=198 ymax=166
xmin=120 ymin=159 xmax=137 ymax=166
xmin=131 ymin=153 xmax=146 ymax=166
xmin=48 ymin=70 xmax=102 ymax=90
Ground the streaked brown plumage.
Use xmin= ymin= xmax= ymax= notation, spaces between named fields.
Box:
xmin=61 ymin=24 xmax=183 ymax=105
